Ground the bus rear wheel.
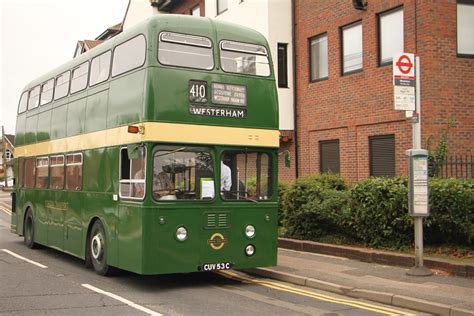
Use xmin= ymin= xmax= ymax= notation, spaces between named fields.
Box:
xmin=89 ymin=220 xmax=113 ymax=276
xmin=24 ymin=209 xmax=38 ymax=249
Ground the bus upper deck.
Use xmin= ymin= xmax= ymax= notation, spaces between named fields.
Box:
xmin=14 ymin=14 xmax=279 ymax=153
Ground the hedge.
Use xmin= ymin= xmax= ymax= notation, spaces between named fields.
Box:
xmin=279 ymin=175 xmax=474 ymax=248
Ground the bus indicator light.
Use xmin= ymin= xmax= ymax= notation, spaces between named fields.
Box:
xmin=128 ymin=125 xmax=140 ymax=134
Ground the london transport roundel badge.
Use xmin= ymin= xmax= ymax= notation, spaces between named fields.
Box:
xmin=208 ymin=233 xmax=227 ymax=250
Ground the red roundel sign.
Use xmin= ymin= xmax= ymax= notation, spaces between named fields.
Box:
xmin=396 ymin=55 xmax=413 ymax=75
xmin=393 ymin=53 xmax=415 ymax=78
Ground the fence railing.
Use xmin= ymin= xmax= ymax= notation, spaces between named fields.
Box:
xmin=432 ymin=155 xmax=474 ymax=179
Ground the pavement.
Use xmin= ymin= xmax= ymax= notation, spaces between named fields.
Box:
xmin=245 ymin=238 xmax=474 ymax=316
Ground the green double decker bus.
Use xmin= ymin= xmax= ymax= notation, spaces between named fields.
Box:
xmin=11 ymin=15 xmax=279 ymax=275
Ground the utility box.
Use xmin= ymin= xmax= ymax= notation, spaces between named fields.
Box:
xmin=406 ymin=149 xmax=429 ymax=216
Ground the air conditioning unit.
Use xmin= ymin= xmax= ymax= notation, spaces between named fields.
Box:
xmin=352 ymin=0 xmax=368 ymax=10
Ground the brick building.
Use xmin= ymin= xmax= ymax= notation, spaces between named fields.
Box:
xmin=295 ymin=0 xmax=473 ymax=182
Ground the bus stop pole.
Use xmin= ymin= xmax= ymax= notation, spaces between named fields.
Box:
xmin=408 ymin=56 xmax=432 ymax=276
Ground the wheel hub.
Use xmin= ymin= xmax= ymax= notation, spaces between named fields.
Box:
xmin=91 ymin=234 xmax=104 ymax=260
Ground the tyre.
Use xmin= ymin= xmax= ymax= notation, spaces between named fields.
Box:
xmin=24 ymin=209 xmax=38 ymax=249
xmin=89 ymin=220 xmax=113 ymax=276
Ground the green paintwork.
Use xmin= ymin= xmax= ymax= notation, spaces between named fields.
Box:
xmin=12 ymin=15 xmax=279 ymax=274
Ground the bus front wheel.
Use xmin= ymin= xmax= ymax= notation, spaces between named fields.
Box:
xmin=24 ymin=209 xmax=38 ymax=249
xmin=89 ymin=220 xmax=113 ymax=276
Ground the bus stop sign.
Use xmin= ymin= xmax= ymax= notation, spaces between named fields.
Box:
xmin=393 ymin=53 xmax=416 ymax=111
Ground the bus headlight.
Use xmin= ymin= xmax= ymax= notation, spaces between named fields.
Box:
xmin=245 ymin=225 xmax=256 ymax=238
xmin=245 ymin=244 xmax=255 ymax=256
xmin=176 ymin=227 xmax=188 ymax=241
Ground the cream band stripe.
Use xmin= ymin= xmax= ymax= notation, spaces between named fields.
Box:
xmin=15 ymin=122 xmax=280 ymax=157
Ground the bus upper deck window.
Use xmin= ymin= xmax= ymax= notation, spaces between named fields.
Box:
xmin=18 ymin=91 xmax=28 ymax=114
xmin=220 ymin=40 xmax=271 ymax=77
xmin=27 ymin=86 xmax=40 ymax=110
xmin=158 ymin=32 xmax=214 ymax=70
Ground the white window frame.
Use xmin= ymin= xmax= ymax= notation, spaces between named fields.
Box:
xmin=457 ymin=0 xmax=474 ymax=57
xmin=378 ymin=7 xmax=404 ymax=65
xmin=342 ymin=21 xmax=363 ymax=75
xmin=310 ymin=33 xmax=328 ymax=82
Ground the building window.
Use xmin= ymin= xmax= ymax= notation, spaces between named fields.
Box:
xmin=277 ymin=43 xmax=288 ymax=88
xmin=369 ymin=135 xmax=395 ymax=176
xmin=112 ymin=35 xmax=146 ymax=77
xmin=457 ymin=0 xmax=474 ymax=56
xmin=5 ymin=149 xmax=13 ymax=160
xmin=310 ymin=33 xmax=328 ymax=81
xmin=217 ymin=0 xmax=228 ymax=15
xmin=120 ymin=146 xmax=146 ymax=199
xmin=90 ymin=51 xmax=111 ymax=86
xmin=70 ymin=62 xmax=89 ymax=94
xmin=379 ymin=7 xmax=404 ymax=65
xmin=66 ymin=153 xmax=83 ymax=191
xmin=342 ymin=21 xmax=363 ymax=74
xmin=191 ymin=5 xmax=200 ymax=16
xmin=320 ymin=140 xmax=340 ymax=174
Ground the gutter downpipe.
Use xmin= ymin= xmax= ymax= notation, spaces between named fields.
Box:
xmin=291 ymin=0 xmax=299 ymax=179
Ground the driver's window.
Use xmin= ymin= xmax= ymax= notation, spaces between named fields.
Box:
xmin=221 ymin=151 xmax=273 ymax=201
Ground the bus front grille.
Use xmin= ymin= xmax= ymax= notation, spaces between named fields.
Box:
xmin=205 ymin=212 xmax=231 ymax=229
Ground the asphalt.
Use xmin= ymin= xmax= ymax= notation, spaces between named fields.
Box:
xmin=245 ymin=239 xmax=474 ymax=316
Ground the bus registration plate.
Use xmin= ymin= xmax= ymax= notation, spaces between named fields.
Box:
xmin=201 ymin=262 xmax=233 ymax=271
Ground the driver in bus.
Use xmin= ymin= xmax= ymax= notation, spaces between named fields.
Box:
xmin=221 ymin=160 xmax=232 ymax=197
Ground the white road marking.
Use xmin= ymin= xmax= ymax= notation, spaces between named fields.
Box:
xmin=1 ymin=249 xmax=48 ymax=268
xmin=82 ymin=283 xmax=163 ymax=316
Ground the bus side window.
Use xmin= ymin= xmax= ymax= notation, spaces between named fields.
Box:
xmin=70 ymin=62 xmax=89 ymax=94
xmin=18 ymin=159 xmax=24 ymax=188
xmin=18 ymin=92 xmax=28 ymax=114
xmin=90 ymin=51 xmax=111 ymax=86
xmin=35 ymin=157 xmax=49 ymax=189
xmin=50 ymin=155 xmax=65 ymax=190
xmin=119 ymin=147 xmax=146 ymax=199
xmin=54 ymin=71 xmax=70 ymax=100
xmin=40 ymin=78 xmax=54 ymax=106
xmin=28 ymin=86 xmax=41 ymax=110
xmin=66 ymin=153 xmax=83 ymax=191
xmin=112 ymin=35 xmax=146 ymax=77
xmin=24 ymin=158 xmax=36 ymax=188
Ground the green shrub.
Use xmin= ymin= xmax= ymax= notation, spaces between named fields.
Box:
xmin=279 ymin=175 xmax=473 ymax=248
xmin=349 ymin=177 xmax=413 ymax=248
xmin=279 ymin=174 xmax=349 ymax=240
xmin=425 ymin=178 xmax=474 ymax=245
xmin=286 ymin=189 xmax=350 ymax=240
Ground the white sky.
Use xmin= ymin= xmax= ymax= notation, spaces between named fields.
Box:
xmin=0 ymin=0 xmax=129 ymax=134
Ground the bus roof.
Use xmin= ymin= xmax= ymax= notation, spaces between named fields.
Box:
xmin=21 ymin=14 xmax=270 ymax=92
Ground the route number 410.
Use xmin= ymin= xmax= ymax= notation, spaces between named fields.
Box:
xmin=189 ymin=80 xmax=207 ymax=103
